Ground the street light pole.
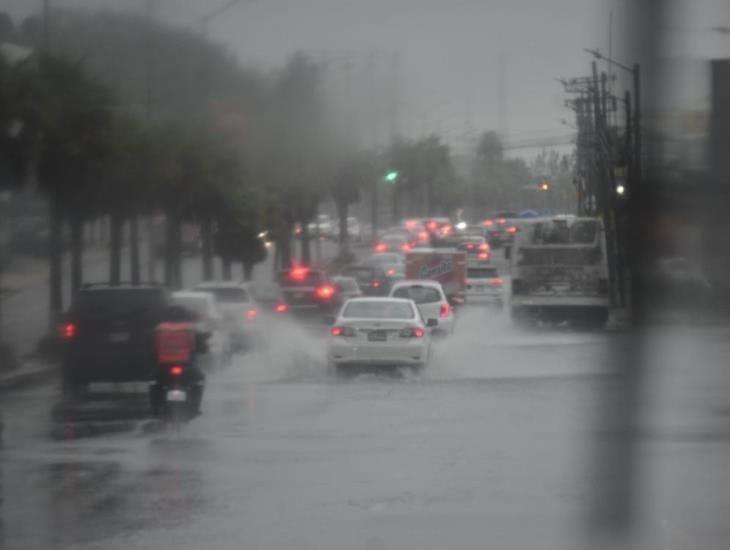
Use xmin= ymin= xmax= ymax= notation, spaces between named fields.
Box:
xmin=585 ymin=49 xmax=641 ymax=186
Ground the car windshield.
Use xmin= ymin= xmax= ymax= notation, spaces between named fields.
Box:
xmin=342 ymin=300 xmax=415 ymax=319
xmin=392 ymin=285 xmax=442 ymax=304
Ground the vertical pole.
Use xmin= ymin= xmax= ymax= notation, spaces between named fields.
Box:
xmin=633 ymin=64 xmax=641 ymax=187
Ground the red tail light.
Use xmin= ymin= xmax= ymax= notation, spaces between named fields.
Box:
xmin=386 ymin=268 xmax=396 ymax=276
xmin=497 ymin=218 xmax=507 ymax=225
xmin=489 ymin=278 xmax=503 ymax=286
xmin=400 ymin=243 xmax=411 ymax=253
xmin=466 ymin=243 xmax=474 ymax=250
xmin=374 ymin=242 xmax=388 ymax=253
xmin=246 ymin=308 xmax=258 ymax=320
xmin=274 ymin=303 xmax=288 ymax=313
xmin=479 ymin=242 xmax=489 ymax=251
xmin=399 ymin=326 xmax=425 ymax=338
xmin=371 ymin=280 xmax=381 ymax=288
xmin=404 ymin=219 xmax=418 ymax=230
xmin=418 ymin=231 xmax=429 ymax=242
xmin=331 ymin=326 xmax=355 ymax=337
xmin=506 ymin=226 xmax=518 ymax=234
xmin=289 ymin=264 xmax=310 ymax=281
xmin=170 ymin=365 xmax=184 ymax=376
xmin=60 ymin=322 xmax=77 ymax=340
xmin=440 ymin=304 xmax=451 ymax=318
xmin=482 ymin=219 xmax=494 ymax=227
xmin=478 ymin=253 xmax=489 ymax=260
xmin=315 ymin=284 xmax=335 ymax=300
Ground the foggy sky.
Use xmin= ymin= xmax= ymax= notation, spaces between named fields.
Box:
xmin=13 ymin=0 xmax=726 ymax=152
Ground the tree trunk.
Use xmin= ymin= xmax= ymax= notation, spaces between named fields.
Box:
xmin=69 ymin=214 xmax=84 ymax=296
xmin=336 ymin=200 xmax=349 ymax=253
xmin=300 ymin=221 xmax=311 ymax=265
xmin=109 ymin=212 xmax=123 ymax=285
xmin=145 ymin=216 xmax=157 ymax=282
xmin=48 ymin=197 xmax=64 ymax=327
xmin=221 ymin=258 xmax=232 ymax=280
xmin=200 ymin=218 xmax=214 ymax=281
xmin=279 ymin=226 xmax=292 ymax=269
xmin=164 ymin=213 xmax=182 ymax=289
xmin=243 ymin=262 xmax=254 ymax=281
xmin=129 ymin=214 xmax=141 ymax=285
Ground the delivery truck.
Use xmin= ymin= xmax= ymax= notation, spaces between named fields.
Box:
xmin=405 ymin=248 xmax=467 ymax=304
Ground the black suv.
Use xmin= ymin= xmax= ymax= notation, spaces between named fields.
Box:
xmin=60 ymin=284 xmax=169 ymax=393
xmin=276 ymin=267 xmax=339 ymax=318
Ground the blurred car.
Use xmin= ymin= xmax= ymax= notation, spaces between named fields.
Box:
xmin=365 ymin=252 xmax=405 ymax=285
xmin=59 ymin=284 xmax=169 ymax=394
xmin=341 ymin=264 xmax=390 ymax=296
xmin=327 ymin=297 xmax=435 ymax=372
xmin=276 ymin=265 xmax=339 ymax=318
xmin=389 ymin=280 xmax=455 ymax=335
xmin=423 ymin=217 xmax=453 ymax=238
xmin=247 ymin=280 xmax=291 ymax=317
xmin=170 ymin=290 xmax=230 ymax=370
xmin=465 ymin=265 xmax=504 ymax=307
xmin=456 ymin=235 xmax=491 ymax=262
xmin=308 ymin=214 xmax=335 ymax=240
xmin=347 ymin=217 xmax=362 ymax=242
xmin=373 ymin=233 xmax=412 ymax=254
xmin=194 ymin=281 xmax=259 ymax=351
xmin=481 ymin=211 xmax=520 ymax=248
xmin=332 ymin=276 xmax=362 ymax=303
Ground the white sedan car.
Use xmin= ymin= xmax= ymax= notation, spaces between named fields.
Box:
xmin=170 ymin=291 xmax=230 ymax=370
xmin=327 ymin=297 xmax=436 ymax=371
xmin=389 ymin=280 xmax=455 ymax=335
xmin=194 ymin=281 xmax=259 ymax=351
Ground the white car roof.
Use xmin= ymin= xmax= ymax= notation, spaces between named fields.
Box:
xmin=391 ymin=279 xmax=444 ymax=290
xmin=344 ymin=296 xmax=413 ymax=304
xmin=172 ymin=290 xmax=216 ymax=302
xmin=195 ymin=281 xmax=248 ymax=289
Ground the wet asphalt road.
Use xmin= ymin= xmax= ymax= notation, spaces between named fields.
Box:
xmin=3 ymin=313 xmax=730 ymax=550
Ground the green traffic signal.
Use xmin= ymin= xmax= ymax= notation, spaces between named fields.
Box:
xmin=385 ymin=171 xmax=399 ymax=184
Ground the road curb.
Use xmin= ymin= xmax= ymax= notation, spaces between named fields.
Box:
xmin=0 ymin=362 xmax=57 ymax=392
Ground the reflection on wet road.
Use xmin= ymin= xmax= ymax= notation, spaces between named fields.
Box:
xmin=2 ymin=315 xmax=730 ymax=549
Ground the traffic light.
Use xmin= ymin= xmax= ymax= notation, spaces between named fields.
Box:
xmin=385 ymin=170 xmax=399 ymax=184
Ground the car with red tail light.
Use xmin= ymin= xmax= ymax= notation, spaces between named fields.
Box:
xmin=59 ymin=284 xmax=169 ymax=395
xmin=275 ymin=266 xmax=340 ymax=319
xmin=193 ymin=281 xmax=259 ymax=351
xmin=326 ymin=297 xmax=435 ymax=372
xmin=389 ymin=280 xmax=455 ymax=336
xmin=341 ymin=264 xmax=391 ymax=296
xmin=465 ymin=265 xmax=504 ymax=307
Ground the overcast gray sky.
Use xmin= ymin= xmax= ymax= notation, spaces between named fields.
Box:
xmin=2 ymin=0 xmax=645 ymax=152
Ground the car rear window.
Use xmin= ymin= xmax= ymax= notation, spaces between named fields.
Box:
xmin=248 ymin=282 xmax=283 ymax=302
xmin=73 ymin=288 xmax=166 ymax=318
xmin=171 ymin=296 xmax=210 ymax=319
xmin=277 ymin=270 xmax=325 ymax=286
xmin=467 ymin=267 xmax=498 ymax=278
xmin=335 ymin=278 xmax=359 ymax=292
xmin=392 ymin=285 xmax=442 ymax=304
xmin=342 ymin=301 xmax=415 ymax=319
xmin=198 ymin=287 xmax=250 ymax=303
xmin=343 ymin=267 xmax=376 ymax=283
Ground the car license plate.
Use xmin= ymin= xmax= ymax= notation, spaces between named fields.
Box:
xmin=368 ymin=330 xmax=387 ymax=342
xmin=108 ymin=331 xmax=130 ymax=343
xmin=166 ymin=389 xmax=187 ymax=402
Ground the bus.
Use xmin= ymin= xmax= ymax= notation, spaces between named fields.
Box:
xmin=508 ymin=216 xmax=610 ymax=327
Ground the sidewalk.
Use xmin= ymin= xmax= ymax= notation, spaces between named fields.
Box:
xmin=0 ymin=358 xmax=57 ymax=391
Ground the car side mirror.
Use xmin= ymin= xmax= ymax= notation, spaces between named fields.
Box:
xmin=426 ymin=318 xmax=438 ymax=328
xmin=504 ymin=246 xmax=512 ymax=260
xmin=323 ymin=315 xmax=336 ymax=326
